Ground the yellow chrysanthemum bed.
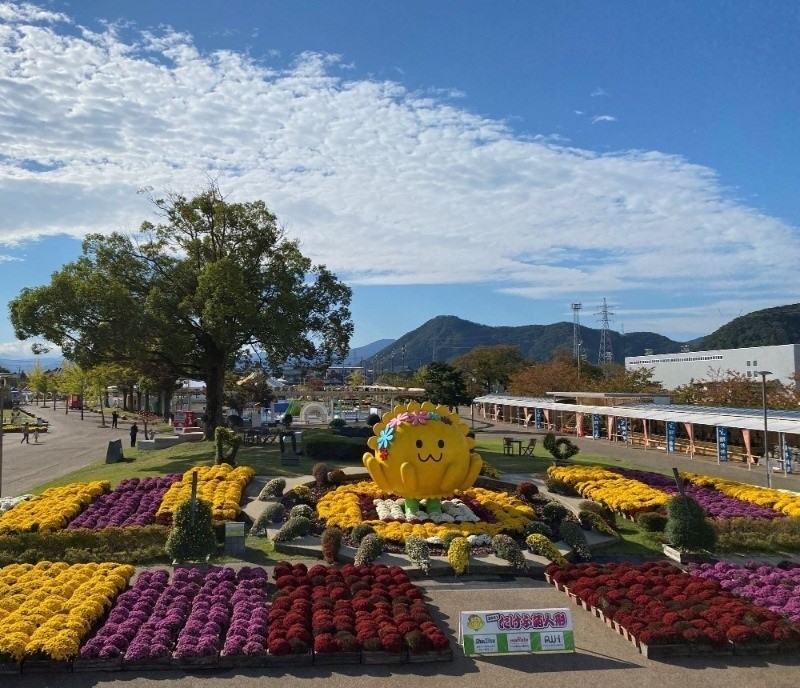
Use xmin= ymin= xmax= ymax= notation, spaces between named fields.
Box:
xmin=0 ymin=482 xmax=109 ymax=534
xmin=316 ymin=480 xmax=535 ymax=543
xmin=156 ymin=464 xmax=254 ymax=523
xmin=684 ymin=472 xmax=800 ymax=518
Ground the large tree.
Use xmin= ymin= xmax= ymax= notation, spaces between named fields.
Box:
xmin=9 ymin=186 xmax=352 ymax=437
xmin=454 ymin=344 xmax=524 ymax=394
xmin=422 ymin=361 xmax=472 ymax=408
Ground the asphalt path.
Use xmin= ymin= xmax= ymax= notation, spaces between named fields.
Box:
xmin=1 ymin=403 xmax=134 ymax=496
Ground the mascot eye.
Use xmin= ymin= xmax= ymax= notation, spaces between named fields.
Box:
xmin=415 ymin=439 xmax=423 ymax=448
xmin=437 ymin=439 xmax=445 ymax=449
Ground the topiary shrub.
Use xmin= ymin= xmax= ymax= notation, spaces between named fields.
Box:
xmin=479 ymin=461 xmax=500 ymax=479
xmin=290 ymin=504 xmax=315 ymax=520
xmin=165 ymin=497 xmax=218 ymax=562
xmin=542 ymin=501 xmax=569 ymax=522
xmin=214 ymin=426 xmax=242 ymax=465
xmin=491 ymin=534 xmax=528 ymax=571
xmin=559 ymin=521 xmax=591 ymax=561
xmin=545 ymin=476 xmax=579 ymax=496
xmin=366 ymin=413 xmax=381 ymax=426
xmin=441 ymin=531 xmax=462 ymax=552
xmin=312 ymin=462 xmax=329 ymax=489
xmin=327 ymin=469 xmax=347 ymax=485
xmin=259 ymin=478 xmax=286 ymax=499
xmin=636 ymin=511 xmax=668 ymax=532
xmin=404 ymin=535 xmax=431 ymax=574
xmin=665 ymin=495 xmax=717 ymax=551
xmin=251 ymin=502 xmax=286 ymax=535
xmin=328 ymin=418 xmax=346 ymax=431
xmin=273 ymin=516 xmax=311 ymax=543
xmin=543 ymin=431 xmax=557 ymax=454
xmin=578 ymin=510 xmax=617 ymax=536
xmin=301 ymin=428 xmax=369 ymax=462
xmin=354 ymin=533 xmax=384 ymax=565
xmin=524 ymin=521 xmax=554 ymax=540
xmin=321 ymin=527 xmax=343 ymax=564
xmin=516 ymin=481 xmax=539 ymax=501
xmin=289 ymin=484 xmax=314 ymax=505
xmin=351 ymin=523 xmax=376 ymax=544
xmin=447 ymin=536 xmax=471 ymax=575
xmin=525 ymin=533 xmax=568 ymax=566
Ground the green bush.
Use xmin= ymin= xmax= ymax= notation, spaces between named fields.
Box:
xmin=251 ymin=503 xmax=286 ymax=536
xmin=351 ymin=523 xmax=376 ymax=544
xmin=559 ymin=521 xmax=592 ymax=561
xmin=525 ymin=533 xmax=568 ymax=566
xmin=491 ymin=534 xmax=528 ymax=571
xmin=328 ymin=418 xmax=346 ymax=430
xmin=290 ymin=504 xmax=315 ymax=520
xmin=404 ymin=535 xmax=431 ymax=574
xmin=366 ymin=413 xmax=381 ymax=426
xmin=636 ymin=511 xmax=668 ymax=532
xmin=543 ymin=432 xmax=557 ymax=454
xmin=327 ymin=469 xmax=348 ymax=485
xmin=214 ymin=426 xmax=241 ymax=465
xmin=302 ymin=428 xmax=369 ymax=461
xmin=312 ymin=462 xmax=329 ymax=489
xmin=354 ymin=533 xmax=384 ymax=565
xmin=665 ymin=495 xmax=717 ymax=551
xmin=258 ymin=478 xmax=285 ymax=499
xmin=713 ymin=517 xmax=800 ymax=553
xmin=441 ymin=531 xmax=461 ymax=551
xmin=273 ymin=516 xmax=311 ymax=543
xmin=544 ymin=476 xmax=579 ymax=496
xmin=321 ymin=527 xmax=343 ymax=564
xmin=165 ymin=498 xmax=218 ymax=562
xmin=524 ymin=520 xmax=554 ymax=540
xmin=578 ymin=510 xmax=617 ymax=536
xmin=542 ymin=501 xmax=569 ymax=522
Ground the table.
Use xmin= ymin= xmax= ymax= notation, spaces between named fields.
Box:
xmin=510 ymin=439 xmax=523 ymax=454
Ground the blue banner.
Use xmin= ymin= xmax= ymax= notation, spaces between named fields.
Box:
xmin=535 ymin=408 xmax=543 ymax=429
xmin=784 ymin=437 xmax=793 ymax=474
xmin=716 ymin=427 xmax=729 ymax=462
xmin=667 ymin=421 xmax=676 ymax=453
xmin=617 ymin=418 xmax=628 ymax=443
xmin=592 ymin=414 xmax=600 ymax=439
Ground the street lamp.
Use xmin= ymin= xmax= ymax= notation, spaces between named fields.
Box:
xmin=756 ymin=370 xmax=773 ymax=488
xmin=0 ymin=376 xmax=6 ymax=498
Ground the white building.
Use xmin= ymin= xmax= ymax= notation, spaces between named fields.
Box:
xmin=625 ymin=344 xmax=800 ymax=390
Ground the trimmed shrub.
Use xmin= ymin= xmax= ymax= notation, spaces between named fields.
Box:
xmin=491 ymin=534 xmax=528 ymax=571
xmin=636 ymin=511 xmax=668 ymax=532
xmin=328 ymin=418 xmax=346 ymax=430
xmin=259 ymin=478 xmax=286 ymax=499
xmin=543 ymin=432 xmax=579 ymax=461
xmin=354 ymin=533 xmax=384 ymax=565
xmin=543 ymin=432 xmax=557 ymax=454
xmin=665 ymin=495 xmax=717 ymax=551
xmin=558 ymin=521 xmax=591 ymax=561
xmin=404 ymin=535 xmax=431 ymax=574
xmin=351 ymin=523 xmax=376 ymax=544
xmin=290 ymin=484 xmax=314 ymax=505
xmin=366 ymin=413 xmax=381 ymax=426
xmin=290 ymin=504 xmax=315 ymax=520
xmin=302 ymin=428 xmax=369 ymax=461
xmin=542 ymin=500 xmax=569 ymax=522
xmin=524 ymin=521 xmax=554 ymax=540
xmin=479 ymin=461 xmax=500 ymax=479
xmin=273 ymin=516 xmax=311 ymax=543
xmin=165 ymin=497 xmax=218 ymax=562
xmin=525 ymin=534 xmax=568 ymax=566
xmin=447 ymin=537 xmax=470 ymax=575
xmin=321 ymin=527 xmax=343 ymax=564
xmin=441 ymin=531 xmax=462 ymax=551
xmin=312 ymin=462 xmax=329 ymax=489
xmin=545 ymin=476 xmax=578 ymax=496
xmin=327 ymin=469 xmax=347 ymax=485
xmin=578 ymin=510 xmax=617 ymax=536
xmin=516 ymin=481 xmax=539 ymax=501
xmin=251 ymin=503 xmax=286 ymax=535
xmin=214 ymin=426 xmax=241 ymax=465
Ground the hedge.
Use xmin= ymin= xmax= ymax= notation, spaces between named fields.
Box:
xmin=301 ymin=428 xmax=370 ymax=461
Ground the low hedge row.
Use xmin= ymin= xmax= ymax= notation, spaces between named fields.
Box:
xmin=1 ymin=425 xmax=48 ymax=433
xmin=301 ymin=428 xmax=369 ymax=461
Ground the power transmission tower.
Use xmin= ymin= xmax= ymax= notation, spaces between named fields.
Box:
xmin=596 ymin=298 xmax=614 ymax=365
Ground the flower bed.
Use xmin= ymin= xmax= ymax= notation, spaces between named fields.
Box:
xmin=683 ymin=473 xmax=800 ymax=518
xmin=68 ymin=475 xmax=181 ymax=530
xmin=546 ymin=561 xmax=800 ymax=658
xmin=0 ymin=562 xmax=133 ymax=663
xmin=156 ymin=465 xmax=254 ymax=524
xmin=316 ymin=481 xmax=535 ymax=543
xmin=0 ymin=482 xmax=110 ymax=533
xmin=0 ymin=494 xmax=32 ymax=515
xmin=689 ymin=561 xmax=800 ymax=623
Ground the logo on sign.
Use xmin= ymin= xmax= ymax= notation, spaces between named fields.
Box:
xmin=473 ymin=635 xmax=498 ymax=653
xmin=541 ymin=632 xmax=565 ymax=650
xmin=507 ymin=634 xmax=531 ymax=652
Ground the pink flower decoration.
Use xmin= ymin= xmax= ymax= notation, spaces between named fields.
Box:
xmin=407 ymin=412 xmax=429 ymax=425
xmin=387 ymin=413 xmax=410 ymax=428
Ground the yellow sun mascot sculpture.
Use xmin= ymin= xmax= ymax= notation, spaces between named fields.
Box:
xmin=363 ymin=401 xmax=483 ymax=516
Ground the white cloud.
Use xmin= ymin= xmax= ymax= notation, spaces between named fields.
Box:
xmin=591 ymin=115 xmax=617 ymax=124
xmin=0 ymin=3 xmax=797 ymax=322
xmin=591 ymin=87 xmax=610 ymax=97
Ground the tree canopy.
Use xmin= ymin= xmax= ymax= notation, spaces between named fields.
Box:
xmin=422 ymin=361 xmax=472 ymax=408
xmin=9 ymin=185 xmax=353 ymax=436
xmin=454 ymin=344 xmax=524 ymax=394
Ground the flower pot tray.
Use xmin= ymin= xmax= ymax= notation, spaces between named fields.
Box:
xmin=217 ymin=654 xmax=270 ymax=669
xmin=732 ymin=641 xmax=783 ymax=656
xmin=361 ymin=650 xmax=408 ymax=665
xmin=122 ymin=656 xmax=173 ymax=671
xmin=661 ymin=544 xmax=710 ymax=564
xmin=313 ymin=651 xmax=362 ymax=665
xmin=0 ymin=661 xmax=21 ymax=674
xmin=22 ymin=658 xmax=73 ymax=673
xmin=638 ymin=641 xmax=733 ymax=660
xmin=73 ymin=656 xmax=123 ymax=672
xmin=407 ymin=648 xmax=453 ymax=663
xmin=173 ymin=654 xmax=220 ymax=670
xmin=262 ymin=651 xmax=312 ymax=668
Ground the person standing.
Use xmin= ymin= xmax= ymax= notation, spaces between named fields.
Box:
xmin=33 ymin=426 xmax=39 ymax=444
xmin=130 ymin=422 xmax=138 ymax=448
xmin=111 ymin=410 xmax=119 ymax=428
xmin=20 ymin=422 xmax=30 ymax=444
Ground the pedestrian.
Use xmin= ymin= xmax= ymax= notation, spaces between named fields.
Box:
xmin=130 ymin=422 xmax=138 ymax=448
xmin=33 ymin=426 xmax=39 ymax=444
xmin=20 ymin=422 xmax=30 ymax=444
xmin=111 ymin=410 xmax=119 ymax=428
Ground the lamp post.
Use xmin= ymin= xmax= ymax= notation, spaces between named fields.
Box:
xmin=0 ymin=376 xmax=6 ymax=498
xmin=756 ymin=370 xmax=772 ymax=488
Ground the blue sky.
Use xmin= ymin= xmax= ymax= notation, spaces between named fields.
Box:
xmin=0 ymin=0 xmax=798 ymax=364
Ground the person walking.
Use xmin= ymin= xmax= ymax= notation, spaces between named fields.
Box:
xmin=20 ymin=422 xmax=30 ymax=444
xmin=111 ymin=410 xmax=119 ymax=428
xmin=130 ymin=422 xmax=138 ymax=448
xmin=33 ymin=426 xmax=39 ymax=444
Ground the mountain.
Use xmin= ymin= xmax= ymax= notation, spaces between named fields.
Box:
xmin=344 ymin=339 xmax=396 ymax=365
xmin=0 ymin=356 xmax=64 ymax=373
xmin=364 ymin=315 xmax=685 ymax=371
xmin=698 ymin=303 xmax=800 ymax=350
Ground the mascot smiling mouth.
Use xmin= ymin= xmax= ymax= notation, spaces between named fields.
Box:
xmin=417 ymin=453 xmax=443 ymax=463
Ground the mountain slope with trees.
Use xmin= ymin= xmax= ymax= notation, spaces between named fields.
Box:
xmin=698 ymin=303 xmax=800 ymax=350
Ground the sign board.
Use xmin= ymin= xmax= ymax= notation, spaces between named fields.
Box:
xmin=716 ymin=427 xmax=729 ymax=462
xmin=535 ymin=408 xmax=543 ymax=429
xmin=460 ymin=608 xmax=574 ymax=656
xmin=783 ymin=435 xmax=793 ymax=474
xmin=592 ymin=414 xmax=600 ymax=439
xmin=617 ymin=418 xmax=628 ymax=443
xmin=666 ymin=421 xmax=677 ymax=453
xmin=105 ymin=439 xmax=124 ymax=464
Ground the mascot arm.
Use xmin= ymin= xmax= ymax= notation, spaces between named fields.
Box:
xmin=363 ymin=453 xmax=393 ymax=492
xmin=440 ymin=461 xmax=467 ymax=493
xmin=457 ymin=454 xmax=484 ymax=491
xmin=399 ymin=461 xmax=418 ymax=494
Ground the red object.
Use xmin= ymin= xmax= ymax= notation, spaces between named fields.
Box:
xmin=172 ymin=410 xmax=197 ymax=428
xmin=69 ymin=395 xmax=83 ymax=410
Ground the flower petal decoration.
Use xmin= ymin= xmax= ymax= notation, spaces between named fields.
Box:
xmin=376 ymin=427 xmax=394 ymax=450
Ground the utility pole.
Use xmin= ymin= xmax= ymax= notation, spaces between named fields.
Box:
xmin=571 ymin=302 xmax=583 ymax=377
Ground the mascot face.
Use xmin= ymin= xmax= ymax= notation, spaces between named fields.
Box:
xmin=364 ymin=401 xmax=481 ymax=500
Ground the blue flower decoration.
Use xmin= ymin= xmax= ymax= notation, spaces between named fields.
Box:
xmin=377 ymin=427 xmax=394 ymax=449
xmin=428 ymin=412 xmax=441 ymax=421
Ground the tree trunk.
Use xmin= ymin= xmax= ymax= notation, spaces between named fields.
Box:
xmin=204 ymin=366 xmax=225 ymax=440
